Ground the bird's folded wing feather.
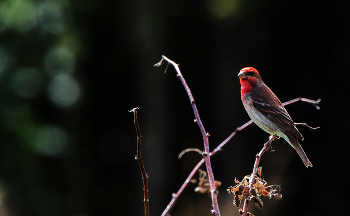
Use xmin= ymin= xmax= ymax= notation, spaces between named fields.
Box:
xmin=251 ymin=84 xmax=304 ymax=140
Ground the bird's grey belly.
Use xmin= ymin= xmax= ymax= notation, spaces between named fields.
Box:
xmin=243 ymin=96 xmax=285 ymax=138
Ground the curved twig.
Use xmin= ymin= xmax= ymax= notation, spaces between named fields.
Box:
xmin=178 ymin=148 xmax=203 ymax=159
xmin=294 ymin=122 xmax=320 ymax=131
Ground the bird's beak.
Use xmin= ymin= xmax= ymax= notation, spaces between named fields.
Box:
xmin=238 ymin=71 xmax=247 ymax=79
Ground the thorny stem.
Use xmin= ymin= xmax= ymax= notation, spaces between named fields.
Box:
xmin=157 ymin=55 xmax=221 ymax=216
xmin=155 ymin=55 xmax=321 ymax=216
xmin=162 ymin=158 xmax=205 ymax=216
xmin=129 ymin=107 xmax=150 ymax=216
xmin=241 ymin=135 xmax=275 ymax=216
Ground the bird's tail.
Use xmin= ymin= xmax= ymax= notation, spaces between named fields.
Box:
xmin=286 ymin=134 xmax=313 ymax=168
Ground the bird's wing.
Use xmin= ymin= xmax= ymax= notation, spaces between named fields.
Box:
xmin=251 ymin=84 xmax=304 ymax=140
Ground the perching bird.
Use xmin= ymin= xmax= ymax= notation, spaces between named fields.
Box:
xmin=238 ymin=67 xmax=312 ymax=167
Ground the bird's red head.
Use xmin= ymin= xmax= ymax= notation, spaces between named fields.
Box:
xmin=238 ymin=67 xmax=262 ymax=97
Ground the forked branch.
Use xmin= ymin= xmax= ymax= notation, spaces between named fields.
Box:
xmin=155 ymin=55 xmax=221 ymax=216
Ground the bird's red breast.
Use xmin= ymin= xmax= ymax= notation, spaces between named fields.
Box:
xmin=238 ymin=67 xmax=261 ymax=100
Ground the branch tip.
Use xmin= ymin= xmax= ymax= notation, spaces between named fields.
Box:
xmin=154 ymin=58 xmax=164 ymax=67
xmin=128 ymin=107 xmax=139 ymax=113
xmin=294 ymin=122 xmax=320 ymax=131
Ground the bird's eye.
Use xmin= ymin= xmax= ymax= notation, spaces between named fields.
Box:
xmin=245 ymin=71 xmax=255 ymax=76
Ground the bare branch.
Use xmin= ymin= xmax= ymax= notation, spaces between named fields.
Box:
xmin=161 ymin=159 xmax=205 ymax=216
xmin=282 ymin=97 xmax=321 ymax=110
xmin=157 ymin=55 xmax=221 ymax=216
xmin=129 ymin=107 xmax=150 ymax=216
xmin=212 ymin=120 xmax=254 ymax=154
xmin=241 ymin=135 xmax=276 ymax=216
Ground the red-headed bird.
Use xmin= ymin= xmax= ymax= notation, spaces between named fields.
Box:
xmin=238 ymin=67 xmax=312 ymax=167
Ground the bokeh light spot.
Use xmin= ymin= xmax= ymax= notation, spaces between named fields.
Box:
xmin=35 ymin=125 xmax=68 ymax=156
xmin=206 ymin=0 xmax=240 ymax=19
xmin=0 ymin=0 xmax=37 ymax=31
xmin=10 ymin=67 xmax=44 ymax=98
xmin=48 ymin=73 xmax=81 ymax=107
xmin=0 ymin=46 xmax=11 ymax=75
xmin=44 ymin=46 xmax=75 ymax=75
xmin=38 ymin=1 xmax=71 ymax=34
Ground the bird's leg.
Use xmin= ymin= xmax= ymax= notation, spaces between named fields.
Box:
xmin=294 ymin=122 xmax=320 ymax=131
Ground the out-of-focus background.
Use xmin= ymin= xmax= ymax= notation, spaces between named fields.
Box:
xmin=0 ymin=0 xmax=347 ymax=215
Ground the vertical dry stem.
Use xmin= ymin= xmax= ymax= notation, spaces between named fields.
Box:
xmin=129 ymin=107 xmax=150 ymax=216
xmin=241 ymin=135 xmax=275 ymax=216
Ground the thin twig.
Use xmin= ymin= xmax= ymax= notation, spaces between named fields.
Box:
xmin=294 ymin=122 xmax=320 ymax=131
xmin=129 ymin=107 xmax=150 ymax=216
xmin=156 ymin=56 xmax=221 ymax=216
xmin=212 ymin=120 xmax=254 ymax=154
xmin=241 ymin=135 xmax=276 ymax=216
xmin=161 ymin=158 xmax=205 ymax=216
xmin=282 ymin=97 xmax=321 ymax=110
xmin=178 ymin=148 xmax=203 ymax=159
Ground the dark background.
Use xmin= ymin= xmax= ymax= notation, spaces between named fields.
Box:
xmin=0 ymin=0 xmax=347 ymax=215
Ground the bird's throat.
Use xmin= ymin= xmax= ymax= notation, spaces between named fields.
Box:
xmin=240 ymin=79 xmax=253 ymax=100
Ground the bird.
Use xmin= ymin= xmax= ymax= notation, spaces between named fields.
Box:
xmin=238 ymin=67 xmax=312 ymax=167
